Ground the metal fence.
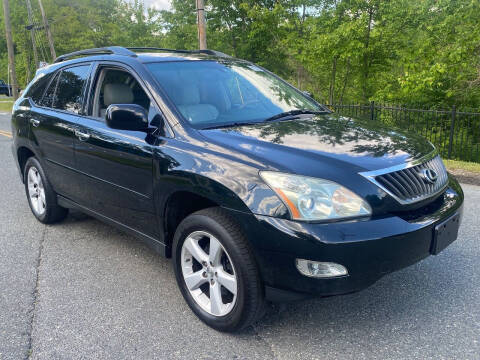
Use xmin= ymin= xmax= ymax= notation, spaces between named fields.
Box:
xmin=325 ymin=102 xmax=480 ymax=163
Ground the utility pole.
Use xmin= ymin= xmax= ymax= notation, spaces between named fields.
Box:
xmin=196 ymin=0 xmax=207 ymax=50
xmin=37 ymin=0 xmax=56 ymax=60
xmin=2 ymin=0 xmax=19 ymax=99
xmin=25 ymin=0 xmax=39 ymax=68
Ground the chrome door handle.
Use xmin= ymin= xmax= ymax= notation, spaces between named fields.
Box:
xmin=74 ymin=130 xmax=90 ymax=141
xmin=30 ymin=119 xmax=40 ymax=127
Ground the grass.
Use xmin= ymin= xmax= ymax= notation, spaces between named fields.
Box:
xmin=0 ymin=100 xmax=13 ymax=112
xmin=444 ymin=159 xmax=480 ymax=174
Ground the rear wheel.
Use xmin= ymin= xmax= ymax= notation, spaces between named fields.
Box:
xmin=24 ymin=157 xmax=68 ymax=224
xmin=172 ymin=207 xmax=264 ymax=332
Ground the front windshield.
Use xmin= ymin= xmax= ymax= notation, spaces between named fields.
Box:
xmin=146 ymin=60 xmax=322 ymax=129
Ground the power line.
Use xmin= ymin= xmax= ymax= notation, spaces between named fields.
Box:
xmin=25 ymin=0 xmax=39 ymax=67
xmin=31 ymin=20 xmax=46 ymax=62
xmin=23 ymin=27 xmax=31 ymax=82
xmin=25 ymin=0 xmax=56 ymax=65
xmin=38 ymin=0 xmax=56 ymax=59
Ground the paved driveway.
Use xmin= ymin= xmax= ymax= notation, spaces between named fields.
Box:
xmin=0 ymin=114 xmax=479 ymax=359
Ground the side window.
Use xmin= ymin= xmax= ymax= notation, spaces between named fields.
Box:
xmin=39 ymin=72 xmax=60 ymax=108
xmin=53 ymin=65 xmax=90 ymax=114
xmin=25 ymin=72 xmax=53 ymax=104
xmin=92 ymin=68 xmax=150 ymax=119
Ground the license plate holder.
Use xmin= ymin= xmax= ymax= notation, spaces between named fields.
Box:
xmin=431 ymin=212 xmax=461 ymax=255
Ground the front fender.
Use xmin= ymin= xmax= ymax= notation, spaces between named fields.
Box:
xmin=153 ymin=141 xmax=289 ymax=218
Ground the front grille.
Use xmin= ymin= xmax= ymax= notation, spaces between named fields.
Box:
xmin=361 ymin=154 xmax=449 ymax=204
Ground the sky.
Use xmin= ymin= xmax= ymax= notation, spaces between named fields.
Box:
xmin=140 ymin=0 xmax=172 ymax=10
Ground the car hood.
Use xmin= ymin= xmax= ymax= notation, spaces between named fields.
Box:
xmin=199 ymin=114 xmax=435 ymax=173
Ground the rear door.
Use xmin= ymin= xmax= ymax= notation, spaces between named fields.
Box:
xmin=28 ymin=63 xmax=92 ymax=199
xmin=72 ymin=63 xmax=159 ymax=238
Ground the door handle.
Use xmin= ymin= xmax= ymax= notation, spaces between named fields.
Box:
xmin=30 ymin=118 xmax=40 ymax=127
xmin=74 ymin=130 xmax=90 ymax=141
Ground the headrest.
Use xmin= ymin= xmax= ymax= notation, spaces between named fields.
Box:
xmin=104 ymin=83 xmax=134 ymax=106
xmin=178 ymin=83 xmax=201 ymax=105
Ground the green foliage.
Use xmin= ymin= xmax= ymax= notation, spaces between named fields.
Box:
xmin=0 ymin=0 xmax=479 ymax=109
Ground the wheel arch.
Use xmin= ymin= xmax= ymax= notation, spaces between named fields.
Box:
xmin=162 ymin=185 xmax=249 ymax=257
xmin=17 ymin=146 xmax=36 ymax=182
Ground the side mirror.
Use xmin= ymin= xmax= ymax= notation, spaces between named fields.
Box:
xmin=105 ymin=104 xmax=149 ymax=131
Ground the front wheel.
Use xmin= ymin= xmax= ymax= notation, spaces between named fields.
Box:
xmin=172 ymin=207 xmax=264 ymax=332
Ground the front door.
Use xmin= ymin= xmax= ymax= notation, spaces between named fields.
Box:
xmin=73 ymin=65 xmax=159 ymax=238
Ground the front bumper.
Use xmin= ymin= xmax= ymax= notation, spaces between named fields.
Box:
xmin=231 ymin=176 xmax=464 ymax=301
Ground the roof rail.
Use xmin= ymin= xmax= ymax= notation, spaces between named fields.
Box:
xmin=197 ymin=49 xmax=231 ymax=58
xmin=126 ymin=47 xmax=231 ymax=58
xmin=54 ymin=46 xmax=231 ymax=64
xmin=54 ymin=46 xmax=137 ymax=63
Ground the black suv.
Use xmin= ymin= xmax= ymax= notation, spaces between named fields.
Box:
xmin=11 ymin=47 xmax=463 ymax=332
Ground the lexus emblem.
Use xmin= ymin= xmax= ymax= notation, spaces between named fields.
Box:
xmin=420 ymin=168 xmax=438 ymax=184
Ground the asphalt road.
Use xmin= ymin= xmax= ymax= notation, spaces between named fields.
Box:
xmin=0 ymin=113 xmax=479 ymax=360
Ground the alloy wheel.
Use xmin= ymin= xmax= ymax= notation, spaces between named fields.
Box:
xmin=27 ymin=166 xmax=46 ymax=216
xmin=180 ymin=231 xmax=238 ymax=316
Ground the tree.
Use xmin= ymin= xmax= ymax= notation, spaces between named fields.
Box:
xmin=0 ymin=0 xmax=478 ymax=109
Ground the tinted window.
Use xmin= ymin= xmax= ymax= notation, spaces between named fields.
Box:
xmin=26 ymin=72 xmax=53 ymax=104
xmin=40 ymin=72 xmax=60 ymax=108
xmin=53 ymin=65 xmax=90 ymax=113
xmin=146 ymin=61 xmax=321 ymax=128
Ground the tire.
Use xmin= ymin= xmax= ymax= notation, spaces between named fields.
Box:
xmin=24 ymin=157 xmax=68 ymax=224
xmin=172 ymin=207 xmax=265 ymax=332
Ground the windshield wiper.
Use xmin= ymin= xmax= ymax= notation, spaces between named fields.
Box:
xmin=201 ymin=109 xmax=328 ymax=130
xmin=263 ymin=109 xmax=327 ymax=123
xmin=201 ymin=121 xmax=261 ymax=130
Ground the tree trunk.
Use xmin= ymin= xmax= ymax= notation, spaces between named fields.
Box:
xmin=362 ymin=6 xmax=374 ymax=101
xmin=329 ymin=56 xmax=338 ymax=105
xmin=3 ymin=0 xmax=19 ymax=99
xmin=339 ymin=58 xmax=351 ymax=103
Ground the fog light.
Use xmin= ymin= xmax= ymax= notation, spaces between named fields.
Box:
xmin=295 ymin=259 xmax=348 ymax=278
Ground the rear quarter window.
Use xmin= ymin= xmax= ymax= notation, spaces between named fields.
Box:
xmin=24 ymin=72 xmax=54 ymax=104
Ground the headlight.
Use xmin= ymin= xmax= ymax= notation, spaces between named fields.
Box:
xmin=260 ymin=171 xmax=371 ymax=221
